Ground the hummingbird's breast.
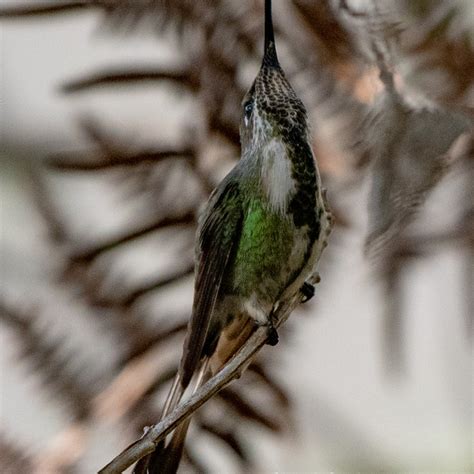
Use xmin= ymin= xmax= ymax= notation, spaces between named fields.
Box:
xmin=260 ymin=138 xmax=296 ymax=214
xmin=214 ymin=137 xmax=330 ymax=330
xmin=218 ymin=195 xmax=308 ymax=324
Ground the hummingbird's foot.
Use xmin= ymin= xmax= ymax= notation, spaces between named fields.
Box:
xmin=265 ymin=325 xmax=279 ymax=346
xmin=301 ymin=282 xmax=315 ymax=303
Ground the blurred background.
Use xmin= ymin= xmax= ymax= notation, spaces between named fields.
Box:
xmin=0 ymin=0 xmax=472 ymax=473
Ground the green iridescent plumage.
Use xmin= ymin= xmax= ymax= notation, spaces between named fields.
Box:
xmin=226 ymin=197 xmax=294 ymax=297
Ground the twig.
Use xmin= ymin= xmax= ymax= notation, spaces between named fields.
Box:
xmin=98 ymin=272 xmax=320 ymax=473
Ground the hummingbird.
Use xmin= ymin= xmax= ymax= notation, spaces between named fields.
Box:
xmin=135 ymin=1 xmax=332 ymax=472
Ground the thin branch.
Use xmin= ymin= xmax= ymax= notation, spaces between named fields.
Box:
xmin=98 ymin=272 xmax=321 ymax=473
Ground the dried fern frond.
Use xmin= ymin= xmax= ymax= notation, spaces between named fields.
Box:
xmin=0 ymin=301 xmax=96 ymax=420
xmin=61 ymin=65 xmax=200 ymax=94
xmin=362 ymin=91 xmax=470 ymax=257
xmin=0 ymin=1 xmax=96 ymax=18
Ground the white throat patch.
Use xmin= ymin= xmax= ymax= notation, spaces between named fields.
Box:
xmin=261 ymin=139 xmax=295 ymax=214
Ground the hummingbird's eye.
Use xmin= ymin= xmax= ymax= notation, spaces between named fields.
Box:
xmin=243 ymin=101 xmax=253 ymax=125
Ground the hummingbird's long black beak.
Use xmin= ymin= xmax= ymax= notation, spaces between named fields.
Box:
xmin=263 ymin=0 xmax=279 ymax=68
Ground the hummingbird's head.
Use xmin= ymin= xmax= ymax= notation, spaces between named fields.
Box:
xmin=240 ymin=1 xmax=308 ymax=153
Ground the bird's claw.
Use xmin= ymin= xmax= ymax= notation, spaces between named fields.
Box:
xmin=265 ymin=325 xmax=279 ymax=346
xmin=301 ymin=282 xmax=315 ymax=303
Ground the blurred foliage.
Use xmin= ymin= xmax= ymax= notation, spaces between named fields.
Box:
xmin=0 ymin=0 xmax=473 ymax=472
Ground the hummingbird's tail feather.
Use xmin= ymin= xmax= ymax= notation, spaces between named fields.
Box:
xmin=161 ymin=373 xmax=184 ymax=419
xmin=141 ymin=317 xmax=256 ymax=473
xmin=146 ymin=359 xmax=210 ymax=474
xmin=132 ymin=373 xmax=186 ymax=473
xmin=147 ymin=419 xmax=190 ymax=474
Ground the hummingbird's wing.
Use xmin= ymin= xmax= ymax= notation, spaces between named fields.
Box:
xmin=179 ymin=176 xmax=243 ymax=390
xmin=134 ymin=177 xmax=244 ymax=474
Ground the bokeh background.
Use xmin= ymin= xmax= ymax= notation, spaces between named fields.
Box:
xmin=1 ymin=1 xmax=473 ymax=473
